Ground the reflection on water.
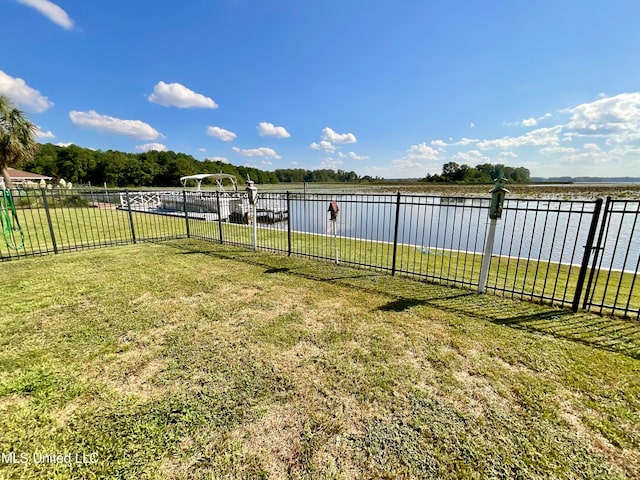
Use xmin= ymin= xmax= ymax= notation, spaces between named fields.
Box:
xmin=286 ymin=195 xmax=639 ymax=272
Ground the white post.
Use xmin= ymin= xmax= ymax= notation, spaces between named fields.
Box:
xmin=332 ymin=219 xmax=338 ymax=264
xmin=478 ymin=218 xmax=497 ymax=293
xmin=252 ymin=203 xmax=258 ymax=251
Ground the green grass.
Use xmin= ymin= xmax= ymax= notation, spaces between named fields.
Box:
xmin=0 ymin=240 xmax=639 ymax=479
xmin=3 ymin=206 xmax=638 ymax=317
xmin=0 ymin=206 xmax=187 ymax=257
xmin=202 ymin=220 xmax=639 ymax=315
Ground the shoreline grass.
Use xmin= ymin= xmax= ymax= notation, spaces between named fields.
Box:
xmin=1 ymin=240 xmax=639 ymax=478
xmin=3 ymin=206 xmax=638 ymax=318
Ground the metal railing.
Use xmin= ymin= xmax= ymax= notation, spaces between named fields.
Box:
xmin=0 ymin=188 xmax=186 ymax=259
xmin=1 ymin=188 xmax=638 ymax=319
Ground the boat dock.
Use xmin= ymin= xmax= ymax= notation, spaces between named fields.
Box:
xmin=119 ymin=191 xmax=288 ymax=224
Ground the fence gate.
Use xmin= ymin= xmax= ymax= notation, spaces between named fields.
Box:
xmin=582 ymin=197 xmax=640 ymax=319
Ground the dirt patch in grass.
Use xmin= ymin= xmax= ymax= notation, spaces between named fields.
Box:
xmin=231 ymin=404 xmax=307 ymax=477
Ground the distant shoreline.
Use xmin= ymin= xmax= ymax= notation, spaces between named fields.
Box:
xmin=531 ymin=177 xmax=640 ymax=184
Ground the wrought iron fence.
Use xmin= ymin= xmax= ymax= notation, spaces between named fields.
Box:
xmin=0 ymin=188 xmax=186 ymax=260
xmin=1 ymin=188 xmax=638 ymax=319
xmin=582 ymin=197 xmax=640 ymax=318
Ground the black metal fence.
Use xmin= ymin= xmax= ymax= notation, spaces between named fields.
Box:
xmin=1 ymin=188 xmax=638 ymax=319
xmin=0 ymin=188 xmax=186 ymax=260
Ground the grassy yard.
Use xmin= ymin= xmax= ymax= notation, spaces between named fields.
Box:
xmin=4 ymin=206 xmax=637 ymax=316
xmin=0 ymin=239 xmax=639 ymax=479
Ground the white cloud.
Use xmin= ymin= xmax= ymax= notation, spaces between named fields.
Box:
xmin=319 ymin=157 xmax=343 ymax=170
xmin=136 ymin=143 xmax=167 ymax=152
xmin=321 ymin=127 xmax=357 ymax=144
xmin=470 ymin=122 xmax=475 ymax=129
xmin=540 ymin=146 xmax=577 ymax=155
xmin=347 ymin=151 xmax=369 ymax=160
xmin=206 ymin=156 xmax=229 ymax=163
xmin=257 ymin=122 xmax=290 ymax=138
xmin=206 ymin=126 xmax=236 ymax=141
xmin=565 ymin=93 xmax=640 ymax=142
xmin=431 ymin=137 xmax=477 ymax=146
xmin=452 ymin=150 xmax=490 ymax=164
xmin=55 ymin=142 xmax=72 ymax=147
xmin=391 ymin=159 xmax=424 ymax=171
xmin=371 ymin=92 xmax=640 ymax=176
xmin=562 ymin=150 xmax=609 ymax=165
xmin=198 ymin=148 xmax=207 ymax=152
xmin=148 ymin=81 xmax=218 ymax=109
xmin=406 ymin=142 xmax=439 ymax=160
xmin=455 ymin=137 xmax=478 ymax=146
xmin=17 ymin=0 xmax=74 ymax=30
xmin=0 ymin=70 xmax=53 ymax=112
xmin=69 ymin=110 xmax=162 ymax=140
xmin=477 ymin=126 xmax=563 ymax=150
xmin=261 ymin=160 xmax=273 ymax=166
xmin=35 ymin=126 xmax=54 ymax=139
xmin=382 ymin=143 xmax=443 ymax=178
xmin=291 ymin=161 xmax=299 ymax=165
xmin=310 ymin=140 xmax=336 ymax=153
xmin=608 ymin=145 xmax=640 ymax=156
xmin=506 ymin=113 xmax=551 ymax=127
xmin=232 ymin=146 xmax=281 ymax=159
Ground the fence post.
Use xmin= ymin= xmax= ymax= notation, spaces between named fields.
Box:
xmin=286 ymin=191 xmax=292 ymax=256
xmin=582 ymin=196 xmax=611 ymax=309
xmin=182 ymin=190 xmax=191 ymax=238
xmin=215 ymin=191 xmax=223 ymax=244
xmin=252 ymin=202 xmax=258 ymax=251
xmin=124 ymin=189 xmax=137 ymax=244
xmin=391 ymin=192 xmax=401 ymax=275
xmin=478 ymin=218 xmax=498 ymax=293
xmin=478 ymin=176 xmax=509 ymax=293
xmin=41 ymin=188 xmax=58 ymax=254
xmin=571 ymin=198 xmax=603 ymax=312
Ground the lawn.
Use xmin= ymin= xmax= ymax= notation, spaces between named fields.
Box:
xmin=4 ymin=205 xmax=637 ymax=316
xmin=0 ymin=240 xmax=639 ymax=479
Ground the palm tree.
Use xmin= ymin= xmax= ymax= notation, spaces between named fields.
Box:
xmin=0 ymin=95 xmax=38 ymax=190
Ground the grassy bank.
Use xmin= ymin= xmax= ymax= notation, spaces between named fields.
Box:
xmin=0 ymin=240 xmax=639 ymax=479
xmin=3 ymin=207 xmax=638 ymax=316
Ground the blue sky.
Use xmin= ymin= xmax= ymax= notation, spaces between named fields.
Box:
xmin=2 ymin=0 xmax=640 ymax=179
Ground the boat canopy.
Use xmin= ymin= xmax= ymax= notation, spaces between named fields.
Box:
xmin=179 ymin=173 xmax=238 ymax=192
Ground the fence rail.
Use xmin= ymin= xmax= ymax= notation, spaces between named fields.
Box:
xmin=1 ymin=188 xmax=638 ymax=319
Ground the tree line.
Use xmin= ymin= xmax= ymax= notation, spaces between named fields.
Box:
xmin=18 ymin=143 xmax=531 ymax=187
xmin=21 ymin=144 xmax=366 ymax=187
xmin=24 ymin=144 xmax=282 ymax=187
xmin=424 ymin=162 xmax=531 ymax=184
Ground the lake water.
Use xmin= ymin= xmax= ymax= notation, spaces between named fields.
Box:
xmin=281 ymin=194 xmax=640 ymax=273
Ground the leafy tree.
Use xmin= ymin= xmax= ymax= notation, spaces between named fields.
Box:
xmin=442 ymin=162 xmax=461 ymax=180
xmin=0 ymin=95 xmax=38 ymax=189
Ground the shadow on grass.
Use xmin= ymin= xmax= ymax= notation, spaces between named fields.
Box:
xmin=169 ymin=240 xmax=640 ymax=360
xmin=264 ymin=267 xmax=290 ymax=274
xmin=378 ymin=298 xmax=429 ymax=312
